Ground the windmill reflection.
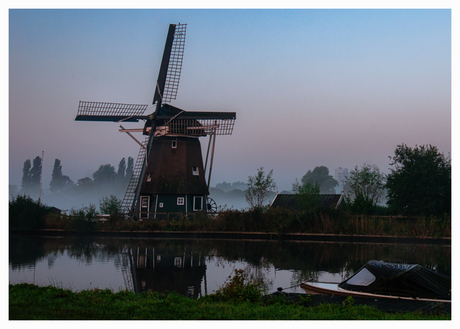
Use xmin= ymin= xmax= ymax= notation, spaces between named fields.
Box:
xmin=121 ymin=244 xmax=206 ymax=298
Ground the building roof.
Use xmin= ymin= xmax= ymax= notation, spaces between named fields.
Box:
xmin=270 ymin=193 xmax=345 ymax=209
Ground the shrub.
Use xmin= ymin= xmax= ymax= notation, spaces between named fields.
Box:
xmin=68 ymin=204 xmax=98 ymax=232
xmin=99 ymin=195 xmax=122 ymax=215
xmin=212 ymin=269 xmax=264 ymax=302
xmin=9 ymin=195 xmax=48 ymax=230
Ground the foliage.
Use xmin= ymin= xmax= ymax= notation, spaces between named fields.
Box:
xmin=9 ymin=195 xmax=49 ymax=230
xmin=292 ymin=181 xmax=321 ymax=213
xmin=244 ymin=167 xmax=276 ymax=209
xmin=9 ymin=283 xmax=450 ymax=320
xmin=49 ymin=158 xmax=75 ymax=193
xmin=92 ymin=164 xmax=117 ymax=188
xmin=125 ymin=156 xmax=134 ymax=180
xmin=301 ymin=166 xmax=338 ymax=194
xmin=30 ymin=156 xmax=42 ymax=190
xmin=345 ymin=164 xmax=385 ymax=206
xmin=211 ymin=269 xmax=265 ymax=302
xmin=346 ymin=192 xmax=376 ymax=216
xmin=68 ymin=204 xmax=98 ymax=232
xmin=13 ymin=200 xmax=450 ymax=238
xmin=21 ymin=159 xmax=31 ymax=193
xmin=49 ymin=159 xmax=64 ymax=192
xmin=386 ymin=144 xmax=451 ymax=216
xmin=216 ymin=181 xmax=248 ymax=192
xmin=99 ymin=195 xmax=123 ymax=215
xmin=117 ymin=157 xmax=126 ymax=180
xmin=75 ymin=177 xmax=94 ymax=194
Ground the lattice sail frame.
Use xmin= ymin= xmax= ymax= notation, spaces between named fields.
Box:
xmin=159 ymin=117 xmax=235 ymax=137
xmin=162 ymin=23 xmax=187 ymax=103
xmin=76 ymin=101 xmax=148 ymax=121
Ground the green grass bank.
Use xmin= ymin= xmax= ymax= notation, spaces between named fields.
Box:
xmin=9 ymin=283 xmax=450 ymax=320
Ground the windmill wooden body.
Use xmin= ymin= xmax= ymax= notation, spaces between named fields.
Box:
xmin=75 ymin=23 xmax=236 ymax=219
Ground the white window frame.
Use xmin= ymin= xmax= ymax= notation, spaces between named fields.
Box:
xmin=171 ymin=140 xmax=177 ymax=148
xmin=177 ymin=197 xmax=185 ymax=206
xmin=174 ymin=256 xmax=182 ymax=267
xmin=192 ymin=166 xmax=199 ymax=176
xmin=140 ymin=196 xmax=150 ymax=219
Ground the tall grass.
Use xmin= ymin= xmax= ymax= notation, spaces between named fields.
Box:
xmin=10 ymin=198 xmax=451 ymax=238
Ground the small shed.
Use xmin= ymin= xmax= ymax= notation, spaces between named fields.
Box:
xmin=46 ymin=206 xmax=62 ymax=215
xmin=270 ymin=193 xmax=345 ymax=210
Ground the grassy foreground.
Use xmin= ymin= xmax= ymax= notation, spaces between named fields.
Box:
xmin=9 ymin=284 xmax=450 ymax=320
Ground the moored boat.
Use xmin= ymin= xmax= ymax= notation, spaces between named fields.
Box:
xmin=300 ymin=260 xmax=451 ymax=302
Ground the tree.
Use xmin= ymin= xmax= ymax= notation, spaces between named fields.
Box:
xmin=29 ymin=156 xmax=42 ymax=193
xmin=245 ymin=167 xmax=276 ymax=209
xmin=293 ymin=180 xmax=321 ymax=213
xmin=75 ymin=177 xmax=94 ymax=194
xmin=126 ymin=157 xmax=134 ymax=180
xmin=117 ymin=157 xmax=126 ymax=181
xmin=99 ymin=195 xmax=122 ymax=215
xmin=216 ymin=182 xmax=232 ymax=192
xmin=21 ymin=159 xmax=31 ymax=193
xmin=50 ymin=159 xmax=64 ymax=193
xmin=301 ymin=166 xmax=338 ymax=194
xmin=92 ymin=164 xmax=116 ymax=188
xmin=61 ymin=175 xmax=76 ymax=190
xmin=386 ymin=144 xmax=451 ymax=216
xmin=345 ymin=164 xmax=385 ymax=205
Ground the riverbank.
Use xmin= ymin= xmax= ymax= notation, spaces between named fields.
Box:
xmin=9 ymin=284 xmax=450 ymax=320
xmin=9 ymin=228 xmax=451 ymax=245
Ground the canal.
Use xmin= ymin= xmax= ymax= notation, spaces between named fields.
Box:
xmin=9 ymin=235 xmax=451 ymax=298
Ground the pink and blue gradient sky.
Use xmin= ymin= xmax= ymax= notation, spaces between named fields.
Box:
xmin=8 ymin=5 xmax=452 ymax=193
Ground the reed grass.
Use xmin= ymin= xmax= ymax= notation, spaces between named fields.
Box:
xmin=10 ymin=195 xmax=451 ymax=238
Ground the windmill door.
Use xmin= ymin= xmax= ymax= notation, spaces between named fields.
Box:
xmin=140 ymin=196 xmax=150 ymax=219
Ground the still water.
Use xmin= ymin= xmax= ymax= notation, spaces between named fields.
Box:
xmin=9 ymin=235 xmax=451 ymax=298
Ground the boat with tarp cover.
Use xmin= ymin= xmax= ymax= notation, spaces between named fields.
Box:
xmin=300 ymin=260 xmax=451 ymax=302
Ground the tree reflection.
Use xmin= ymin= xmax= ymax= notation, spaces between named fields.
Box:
xmin=10 ymin=235 xmax=451 ymax=295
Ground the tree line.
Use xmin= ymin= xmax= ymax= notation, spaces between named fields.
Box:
xmin=17 ymin=156 xmax=134 ymax=201
xmin=13 ymin=143 xmax=451 ymax=218
xmin=245 ymin=144 xmax=451 ymax=217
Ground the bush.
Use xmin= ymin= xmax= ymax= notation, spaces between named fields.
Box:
xmin=68 ymin=204 xmax=98 ymax=232
xmin=211 ymin=269 xmax=264 ymax=302
xmin=9 ymin=195 xmax=48 ymax=230
xmin=99 ymin=195 xmax=122 ymax=215
xmin=347 ymin=193 xmax=375 ymax=215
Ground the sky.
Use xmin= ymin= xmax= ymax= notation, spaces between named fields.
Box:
xmin=7 ymin=4 xmax=454 ymax=196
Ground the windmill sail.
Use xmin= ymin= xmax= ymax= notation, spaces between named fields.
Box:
xmin=75 ymin=101 xmax=149 ymax=122
xmin=153 ymin=23 xmax=187 ymax=106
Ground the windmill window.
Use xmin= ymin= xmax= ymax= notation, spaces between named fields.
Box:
xmin=193 ymin=196 xmax=203 ymax=211
xmin=177 ymin=197 xmax=185 ymax=206
xmin=141 ymin=196 xmax=149 ymax=208
xmin=147 ymin=174 xmax=152 ymax=182
xmin=192 ymin=166 xmax=199 ymax=176
xmin=174 ymin=257 xmax=182 ymax=267
xmin=171 ymin=140 xmax=177 ymax=148
xmin=159 ymin=202 xmax=163 ymax=208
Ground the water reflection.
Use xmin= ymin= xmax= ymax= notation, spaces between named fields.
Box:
xmin=9 ymin=235 xmax=450 ymax=298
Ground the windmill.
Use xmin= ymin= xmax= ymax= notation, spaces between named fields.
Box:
xmin=75 ymin=23 xmax=236 ymax=219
